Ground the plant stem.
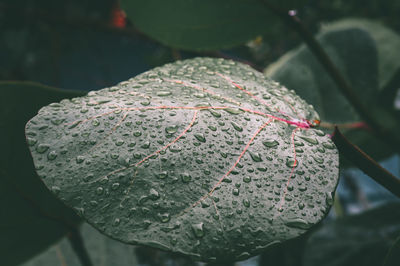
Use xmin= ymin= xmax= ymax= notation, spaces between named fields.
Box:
xmin=67 ymin=227 xmax=93 ymax=266
xmin=261 ymin=1 xmax=400 ymax=152
xmin=332 ymin=126 xmax=400 ymax=198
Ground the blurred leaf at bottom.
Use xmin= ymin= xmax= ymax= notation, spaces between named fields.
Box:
xmin=22 ymin=223 xmax=138 ymax=266
xmin=303 ymin=203 xmax=400 ymax=266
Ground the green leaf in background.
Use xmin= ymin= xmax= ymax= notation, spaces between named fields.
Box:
xmin=323 ymin=19 xmax=400 ymax=90
xmin=303 ymin=203 xmax=400 ymax=266
xmin=26 ymin=57 xmax=339 ymax=262
xmin=120 ymin=0 xmax=267 ymax=50
xmin=120 ymin=0 xmax=305 ymax=51
xmin=22 ymin=223 xmax=138 ymax=266
xmin=265 ymin=19 xmax=400 ymax=163
xmin=0 ymin=82 xmax=85 ymax=266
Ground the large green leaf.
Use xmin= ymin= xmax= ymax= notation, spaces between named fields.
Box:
xmin=120 ymin=0 xmax=303 ymax=51
xmin=303 ymin=203 xmax=400 ymax=266
xmin=22 ymin=223 xmax=138 ymax=266
xmin=0 ymin=82 xmax=84 ymax=266
xmin=265 ymin=19 xmax=400 ymax=163
xmin=26 ymin=57 xmax=339 ymax=262
xmin=320 ymin=19 xmax=400 ymax=90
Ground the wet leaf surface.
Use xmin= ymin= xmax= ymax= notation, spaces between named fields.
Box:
xmin=26 ymin=57 xmax=339 ymax=262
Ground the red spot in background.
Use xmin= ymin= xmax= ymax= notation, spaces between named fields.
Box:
xmin=110 ymin=2 xmax=126 ymax=28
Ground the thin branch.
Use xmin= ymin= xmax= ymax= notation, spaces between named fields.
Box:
xmin=261 ymin=1 xmax=400 ymax=152
xmin=67 ymin=227 xmax=93 ymax=266
xmin=332 ymin=126 xmax=400 ymax=198
xmin=319 ymin=121 xmax=370 ymax=130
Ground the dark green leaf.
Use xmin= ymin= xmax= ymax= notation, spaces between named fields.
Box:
xmin=22 ymin=223 xmax=138 ymax=266
xmin=265 ymin=19 xmax=400 ymax=163
xmin=303 ymin=203 xmax=400 ymax=266
xmin=26 ymin=57 xmax=339 ymax=262
xmin=120 ymin=0 xmax=274 ymax=51
xmin=0 ymin=82 xmax=84 ymax=266
xmin=312 ymin=19 xmax=400 ymax=90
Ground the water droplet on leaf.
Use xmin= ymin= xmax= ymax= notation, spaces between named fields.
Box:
xmin=27 ymin=137 xmax=37 ymax=146
xmin=262 ymin=139 xmax=279 ymax=147
xmin=157 ymin=91 xmax=172 ymax=96
xmin=96 ymin=187 xmax=104 ymax=195
xmin=243 ymin=176 xmax=251 ymax=183
xmin=111 ymin=183 xmax=120 ymax=190
xmin=158 ymin=213 xmax=170 ymax=223
xmin=181 ymin=173 xmax=192 ymax=183
xmin=149 ymin=188 xmax=160 ymax=200
xmin=191 ymin=223 xmax=205 ymax=238
xmin=36 ymin=144 xmax=49 ymax=154
xmin=286 ymin=157 xmax=298 ymax=168
xmin=299 ymin=136 xmax=318 ymax=145
xmin=76 ymin=156 xmax=85 ymax=164
xmin=165 ymin=125 xmax=178 ymax=134
xmin=47 ymin=150 xmax=58 ymax=160
xmin=231 ymin=121 xmax=243 ymax=132
xmin=248 ymin=151 xmax=262 ymax=162
xmin=322 ymin=142 xmax=335 ymax=149
xmin=284 ymin=218 xmax=311 ymax=229
xmin=243 ymin=198 xmax=250 ymax=207
xmin=194 ymin=133 xmax=206 ymax=143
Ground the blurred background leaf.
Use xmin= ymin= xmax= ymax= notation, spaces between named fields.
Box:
xmin=0 ymin=82 xmax=84 ymax=265
xmin=265 ymin=19 xmax=400 ymax=165
xmin=303 ymin=203 xmax=400 ymax=266
xmin=120 ymin=0 xmax=274 ymax=51
xmin=1 ymin=0 xmax=180 ymax=91
xmin=3 ymin=1 xmax=400 ymax=89
xmin=22 ymin=223 xmax=138 ymax=266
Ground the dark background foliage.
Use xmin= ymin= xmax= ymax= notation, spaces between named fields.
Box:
xmin=1 ymin=0 xmax=399 ymax=265
xmin=3 ymin=0 xmax=400 ymax=90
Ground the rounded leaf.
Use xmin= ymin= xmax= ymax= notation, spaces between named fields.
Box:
xmin=26 ymin=57 xmax=339 ymax=262
xmin=265 ymin=19 xmax=400 ymax=164
xmin=120 ymin=0 xmax=308 ymax=51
